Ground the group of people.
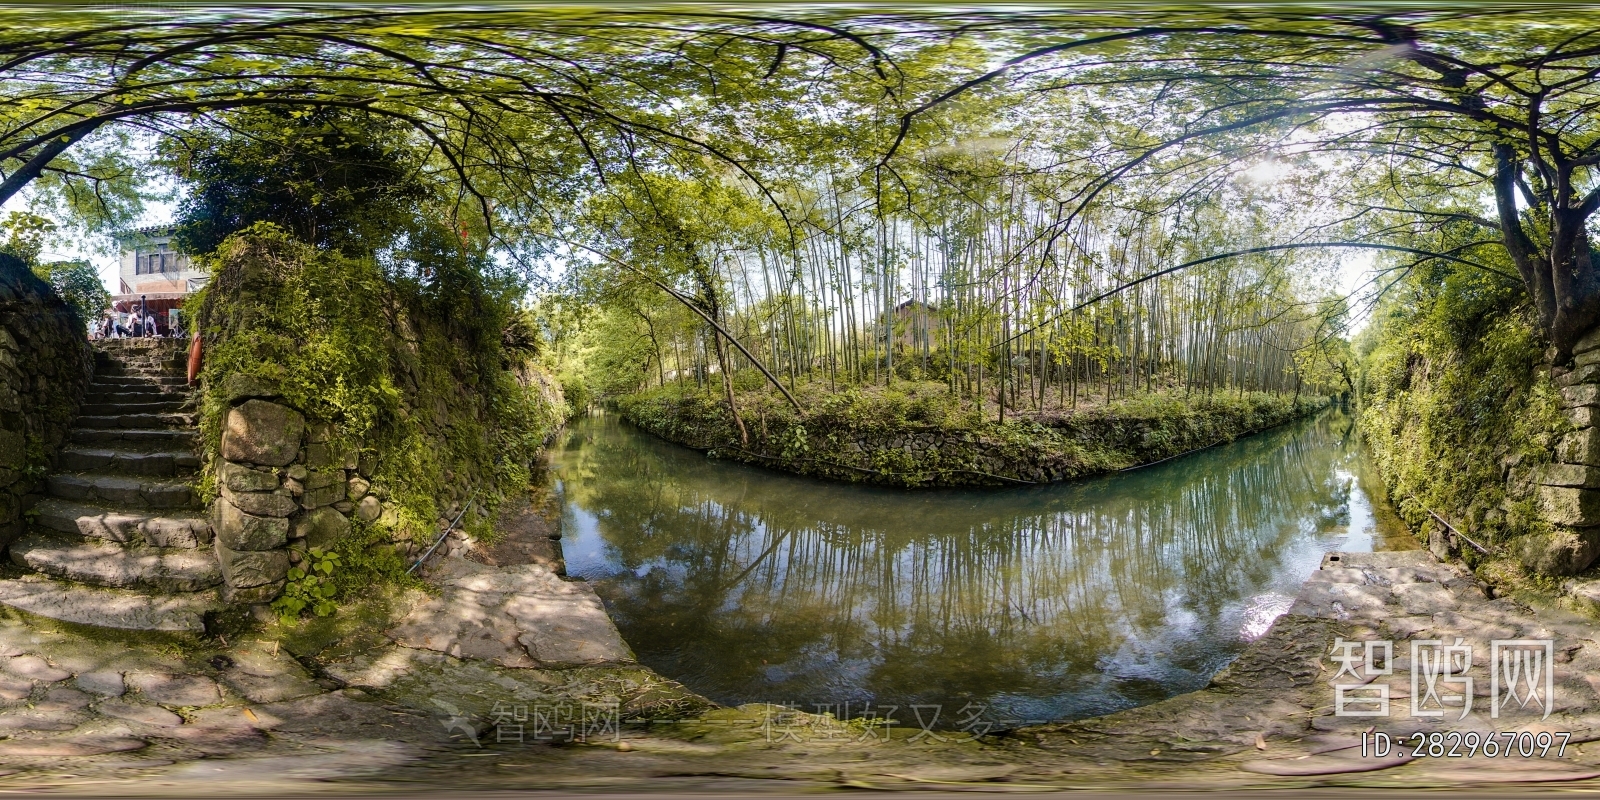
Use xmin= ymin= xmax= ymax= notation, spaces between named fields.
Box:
xmin=91 ymin=306 xmax=184 ymax=340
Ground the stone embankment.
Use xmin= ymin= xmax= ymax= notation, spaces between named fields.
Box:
xmin=0 ymin=253 xmax=93 ymax=548
xmin=621 ymin=388 xmax=1327 ymax=487
xmin=1536 ymin=328 xmax=1600 ymax=574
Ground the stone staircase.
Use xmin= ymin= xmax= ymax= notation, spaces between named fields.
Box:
xmin=0 ymin=339 xmax=219 ymax=634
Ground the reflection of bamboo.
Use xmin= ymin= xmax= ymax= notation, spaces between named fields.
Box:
xmin=582 ymin=413 xmax=1349 ymax=667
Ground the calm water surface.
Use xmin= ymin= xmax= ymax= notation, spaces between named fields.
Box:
xmin=552 ymin=409 xmax=1412 ymax=727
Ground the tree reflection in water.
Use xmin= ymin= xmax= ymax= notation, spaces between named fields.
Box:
xmin=553 ymin=410 xmax=1410 ymax=727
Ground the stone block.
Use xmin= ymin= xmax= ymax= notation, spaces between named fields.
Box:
xmin=125 ymin=672 xmax=221 ymax=707
xmin=355 ymin=494 xmax=381 ymax=523
xmin=213 ymin=499 xmax=289 ymax=551
xmin=1579 ymin=349 xmax=1600 ymax=369
xmin=1540 ymin=463 xmax=1600 ymax=488
xmin=302 ymin=477 xmax=346 ymax=510
xmin=347 ymin=476 xmax=371 ymax=501
xmin=219 ymin=485 xmax=297 ymax=517
xmin=215 ymin=540 xmax=290 ymax=589
xmin=306 ymin=421 xmax=334 ymax=444
xmin=1558 ymin=428 xmax=1600 ymax=467
xmin=216 ymin=460 xmax=279 ymax=493
xmin=221 ymin=399 xmax=304 ymax=467
xmin=303 ymin=468 xmax=340 ymax=490
xmin=290 ymin=506 xmax=349 ymax=549
xmin=222 ymin=579 xmax=285 ymax=604
xmin=1576 ymin=326 xmax=1600 ymax=356
xmin=0 ymin=428 xmax=22 ymax=471
xmin=1562 ymin=383 xmax=1600 ymax=409
xmin=1539 ymin=485 xmax=1600 ymax=527
xmin=75 ymin=671 xmax=124 ymax=697
xmin=217 ymin=373 xmax=282 ymax=404
xmin=1558 ymin=364 xmax=1600 ymax=387
xmin=1569 ymin=406 xmax=1600 ymax=428
xmin=286 ymin=464 xmax=308 ymax=481
xmin=1521 ymin=526 xmax=1600 ymax=576
xmin=303 ymin=443 xmax=338 ymax=469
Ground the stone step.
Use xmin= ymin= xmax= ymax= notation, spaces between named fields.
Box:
xmin=70 ymin=428 xmax=198 ymax=450
xmin=94 ymin=368 xmax=186 ymax=381
xmin=8 ymin=532 xmax=221 ymax=592
xmin=75 ymin=412 xmax=197 ymax=430
xmin=79 ymin=399 xmax=190 ymax=417
xmin=54 ymin=446 xmax=199 ymax=478
xmin=102 ymin=362 xmax=184 ymax=373
xmin=28 ymin=498 xmax=210 ymax=548
xmin=92 ymin=375 xmax=187 ymax=387
xmin=0 ymin=575 xmax=216 ymax=634
xmin=46 ymin=473 xmax=195 ymax=509
xmin=86 ymin=384 xmax=190 ymax=401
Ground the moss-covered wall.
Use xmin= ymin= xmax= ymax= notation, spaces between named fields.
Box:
xmin=0 ymin=253 xmax=92 ymax=547
xmin=1356 ymin=261 xmax=1600 ymax=577
xmin=620 ymin=382 xmax=1326 ymax=487
xmin=195 ymin=229 xmax=567 ymax=606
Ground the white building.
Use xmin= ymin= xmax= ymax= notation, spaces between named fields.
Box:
xmin=109 ymin=225 xmax=208 ymax=335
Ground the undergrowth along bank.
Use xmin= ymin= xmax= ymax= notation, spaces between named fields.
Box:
xmin=618 ymin=381 xmax=1328 ymax=487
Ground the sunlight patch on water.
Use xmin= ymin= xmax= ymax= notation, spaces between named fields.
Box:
xmin=1239 ymin=592 xmax=1297 ymax=641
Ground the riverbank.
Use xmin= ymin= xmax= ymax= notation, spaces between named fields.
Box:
xmin=9 ymin=545 xmax=1600 ymax=793
xmin=617 ymin=381 xmax=1330 ymax=487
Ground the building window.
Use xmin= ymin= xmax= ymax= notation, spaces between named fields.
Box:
xmin=133 ymin=242 xmax=184 ymax=275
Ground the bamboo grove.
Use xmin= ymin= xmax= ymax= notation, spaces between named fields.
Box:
xmin=564 ymin=122 xmax=1355 ymax=418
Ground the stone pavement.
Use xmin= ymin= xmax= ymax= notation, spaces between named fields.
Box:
xmin=5 ymin=548 xmax=1600 ymax=794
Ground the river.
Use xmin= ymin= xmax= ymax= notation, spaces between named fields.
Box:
xmin=550 ymin=408 xmax=1413 ymax=729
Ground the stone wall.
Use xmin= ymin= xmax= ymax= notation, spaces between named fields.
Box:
xmin=210 ymin=378 xmax=396 ymax=602
xmin=621 ymin=389 xmax=1327 ymax=488
xmin=1528 ymin=328 xmax=1600 ymax=573
xmin=0 ymin=253 xmax=93 ymax=547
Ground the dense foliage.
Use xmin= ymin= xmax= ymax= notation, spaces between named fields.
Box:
xmin=196 ymin=227 xmax=567 ymax=586
xmin=166 ymin=107 xmax=429 ymax=257
xmin=1357 ymin=256 xmax=1568 ymax=574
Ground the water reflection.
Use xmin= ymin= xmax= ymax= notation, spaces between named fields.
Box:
xmin=553 ymin=409 xmax=1412 ymax=726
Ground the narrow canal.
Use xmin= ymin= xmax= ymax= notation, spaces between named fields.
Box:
xmin=551 ymin=409 xmax=1413 ymax=728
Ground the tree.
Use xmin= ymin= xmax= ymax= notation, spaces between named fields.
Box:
xmin=164 ymin=107 xmax=427 ymax=256
xmin=31 ymin=260 xmax=109 ymax=324
xmin=887 ymin=11 xmax=1600 ymax=359
xmin=0 ymin=9 xmax=892 ymax=248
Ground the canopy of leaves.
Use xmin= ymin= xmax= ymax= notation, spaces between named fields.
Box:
xmin=165 ymin=107 xmax=428 ymax=256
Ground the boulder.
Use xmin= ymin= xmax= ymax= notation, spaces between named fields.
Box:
xmin=215 ymin=541 xmax=290 ymax=589
xmin=213 ymin=499 xmax=289 ymax=551
xmin=291 ymin=506 xmax=349 ymax=549
xmin=221 ymin=400 xmax=305 ymax=467
xmin=347 ymin=476 xmax=371 ymax=500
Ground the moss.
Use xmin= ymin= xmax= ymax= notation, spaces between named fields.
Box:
xmin=195 ymin=225 xmax=568 ymax=600
xmin=1356 ymin=256 xmax=1569 ymax=577
xmin=618 ymin=381 xmax=1326 ymax=487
